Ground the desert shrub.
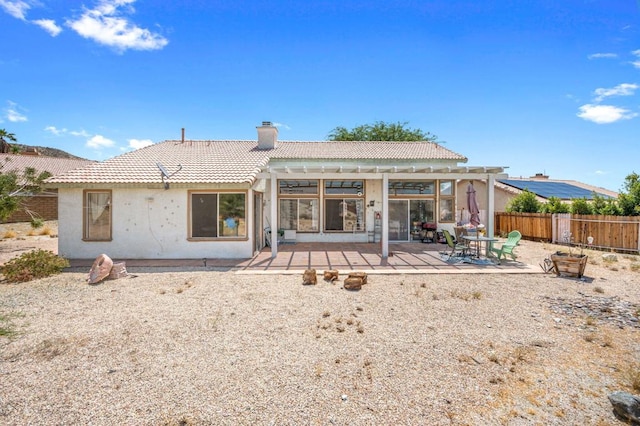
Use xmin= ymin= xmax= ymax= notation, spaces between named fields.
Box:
xmin=0 ymin=314 xmax=15 ymax=337
xmin=30 ymin=218 xmax=44 ymax=229
xmin=1 ymin=249 xmax=69 ymax=283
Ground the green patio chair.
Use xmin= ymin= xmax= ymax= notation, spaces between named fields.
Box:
xmin=443 ymin=229 xmax=469 ymax=258
xmin=490 ymin=230 xmax=522 ymax=261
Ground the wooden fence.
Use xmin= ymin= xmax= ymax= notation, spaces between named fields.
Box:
xmin=494 ymin=212 xmax=553 ymax=241
xmin=494 ymin=212 xmax=640 ymax=253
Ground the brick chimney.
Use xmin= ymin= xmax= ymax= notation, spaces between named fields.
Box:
xmin=257 ymin=121 xmax=278 ymax=150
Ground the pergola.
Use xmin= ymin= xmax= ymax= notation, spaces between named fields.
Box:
xmin=257 ymin=164 xmax=507 ymax=258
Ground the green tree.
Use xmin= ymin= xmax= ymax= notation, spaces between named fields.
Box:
xmin=505 ymin=189 xmax=542 ymax=213
xmin=0 ymin=129 xmax=17 ymax=143
xmin=591 ymin=193 xmax=621 ymax=215
xmin=0 ymin=129 xmax=17 ymax=153
xmin=570 ymin=198 xmax=593 ymax=215
xmin=328 ymin=121 xmax=439 ymax=142
xmin=0 ymin=131 xmax=52 ymax=222
xmin=0 ymin=165 xmax=52 ymax=221
xmin=541 ymin=196 xmax=570 ymax=213
xmin=617 ymin=172 xmax=640 ymax=216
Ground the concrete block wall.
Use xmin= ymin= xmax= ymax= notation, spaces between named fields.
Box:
xmin=5 ymin=192 xmax=58 ymax=223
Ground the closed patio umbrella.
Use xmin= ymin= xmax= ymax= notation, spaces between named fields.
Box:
xmin=467 ymin=181 xmax=481 ymax=226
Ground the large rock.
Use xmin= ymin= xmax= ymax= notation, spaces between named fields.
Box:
xmin=323 ymin=270 xmax=339 ymax=282
xmin=343 ymin=276 xmax=363 ymax=291
xmin=608 ymin=391 xmax=640 ymax=424
xmin=348 ymin=271 xmax=368 ymax=285
xmin=302 ymin=269 xmax=317 ymax=285
xmin=88 ymin=254 xmax=113 ymax=284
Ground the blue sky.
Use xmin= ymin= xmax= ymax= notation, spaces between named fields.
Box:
xmin=1 ymin=0 xmax=638 ymax=192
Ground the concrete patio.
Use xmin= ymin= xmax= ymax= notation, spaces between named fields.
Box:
xmin=68 ymin=242 xmax=540 ymax=275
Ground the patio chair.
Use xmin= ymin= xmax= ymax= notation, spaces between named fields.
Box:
xmin=490 ymin=230 xmax=522 ymax=261
xmin=442 ymin=229 xmax=469 ymax=258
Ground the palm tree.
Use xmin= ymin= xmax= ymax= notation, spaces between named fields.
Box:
xmin=0 ymin=129 xmax=17 ymax=154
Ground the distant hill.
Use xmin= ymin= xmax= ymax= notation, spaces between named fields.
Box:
xmin=14 ymin=144 xmax=87 ymax=160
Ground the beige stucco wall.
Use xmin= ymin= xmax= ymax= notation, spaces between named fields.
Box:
xmin=456 ymin=179 xmax=514 ymax=215
xmin=58 ymin=188 xmax=254 ymax=260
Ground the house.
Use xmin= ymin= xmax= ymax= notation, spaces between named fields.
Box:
xmin=1 ymin=153 xmax=94 ymax=222
xmin=46 ymin=122 xmax=507 ymax=260
xmin=455 ymin=173 xmax=618 ymax=218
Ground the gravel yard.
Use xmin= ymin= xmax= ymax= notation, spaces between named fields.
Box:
xmin=1 ymin=221 xmax=639 ymax=425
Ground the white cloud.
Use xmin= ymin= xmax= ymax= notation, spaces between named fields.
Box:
xmin=86 ymin=134 xmax=115 ymax=149
xmin=272 ymin=122 xmax=291 ymax=130
xmin=0 ymin=0 xmax=30 ymax=20
xmin=593 ymin=83 xmax=639 ymax=102
xmin=128 ymin=138 xmax=153 ymax=149
xmin=33 ymin=19 xmax=62 ymax=36
xmin=632 ymin=49 xmax=640 ymax=69
xmin=45 ymin=126 xmax=93 ymax=137
xmin=66 ymin=0 xmax=168 ymax=52
xmin=4 ymin=101 xmax=27 ymax=122
xmin=577 ymin=104 xmax=638 ymax=124
xmin=587 ymin=53 xmax=617 ymax=60
xmin=44 ymin=125 xmax=67 ymax=135
xmin=70 ymin=129 xmax=90 ymax=137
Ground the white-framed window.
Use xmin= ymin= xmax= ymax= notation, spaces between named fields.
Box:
xmin=389 ymin=180 xmax=435 ymax=196
xmin=278 ymin=180 xmax=320 ymax=232
xmin=190 ymin=192 xmax=246 ymax=238
xmin=439 ymin=180 xmax=455 ymax=222
xmin=279 ymin=180 xmax=319 ymax=195
xmin=323 ymin=180 xmax=365 ymax=232
xmin=324 ymin=198 xmax=365 ymax=232
xmin=83 ymin=190 xmax=112 ymax=241
xmin=279 ymin=198 xmax=319 ymax=232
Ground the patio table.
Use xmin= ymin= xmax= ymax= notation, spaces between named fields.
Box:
xmin=463 ymin=235 xmax=498 ymax=258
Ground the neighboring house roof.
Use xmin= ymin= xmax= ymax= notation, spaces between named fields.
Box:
xmin=46 ymin=140 xmax=469 ymax=186
xmin=0 ymin=154 xmax=95 ymax=177
xmin=499 ymin=178 xmax=617 ymax=200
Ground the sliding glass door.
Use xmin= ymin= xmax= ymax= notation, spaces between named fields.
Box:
xmin=388 ymin=200 xmax=409 ymax=241
xmin=388 ymin=199 xmax=436 ymax=242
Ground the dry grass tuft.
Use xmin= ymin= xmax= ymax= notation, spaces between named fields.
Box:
xmin=625 ymin=362 xmax=640 ymax=392
xmin=160 ymin=414 xmax=199 ymax=426
xmin=0 ymin=312 xmax=21 ymax=338
xmin=450 ymin=289 xmax=482 ymax=301
xmin=39 ymin=226 xmax=55 ymax=236
xmin=3 ymin=229 xmax=17 ymax=239
xmin=32 ymin=336 xmax=88 ymax=361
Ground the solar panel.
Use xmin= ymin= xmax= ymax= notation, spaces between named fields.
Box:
xmin=499 ymin=180 xmax=613 ymax=200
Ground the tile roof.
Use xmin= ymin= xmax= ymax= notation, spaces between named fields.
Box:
xmin=0 ymin=154 xmax=94 ymax=176
xmin=47 ymin=140 xmax=467 ymax=185
xmin=266 ymin=140 xmax=465 ymax=160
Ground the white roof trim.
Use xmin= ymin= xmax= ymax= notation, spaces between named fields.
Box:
xmin=257 ymin=165 xmax=506 ymax=177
